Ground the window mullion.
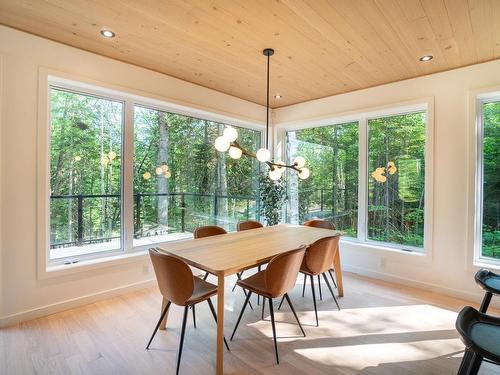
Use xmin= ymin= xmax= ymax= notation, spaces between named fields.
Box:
xmin=358 ymin=118 xmax=368 ymax=242
xmin=122 ymin=100 xmax=135 ymax=252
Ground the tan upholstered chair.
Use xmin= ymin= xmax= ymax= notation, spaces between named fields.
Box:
xmin=230 ymin=246 xmax=307 ymax=364
xmin=147 ymin=249 xmax=229 ymax=375
xmin=237 ymin=220 xmax=263 ymax=231
xmin=298 ymin=236 xmax=341 ymax=326
xmin=234 ymin=220 xmax=264 ymax=303
xmin=302 ymin=219 xmax=339 ymax=296
xmin=194 ymin=225 xmax=227 ymax=281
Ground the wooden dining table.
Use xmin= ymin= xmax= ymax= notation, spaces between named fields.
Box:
xmin=157 ymin=223 xmax=343 ymax=375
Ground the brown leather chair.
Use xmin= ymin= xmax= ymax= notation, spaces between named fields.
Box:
xmin=293 ymin=236 xmax=341 ymax=326
xmin=194 ymin=225 xmax=227 ymax=281
xmin=147 ymin=249 xmax=229 ymax=375
xmin=234 ymin=220 xmax=264 ymax=299
xmin=303 ymin=219 xmax=339 ymax=296
xmin=230 ymin=246 xmax=307 ymax=364
xmin=237 ymin=220 xmax=263 ymax=231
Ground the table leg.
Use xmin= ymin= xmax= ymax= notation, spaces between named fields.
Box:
xmin=333 ymin=251 xmax=344 ymax=297
xmin=159 ymin=297 xmax=170 ymax=330
xmin=216 ymin=273 xmax=225 ymax=375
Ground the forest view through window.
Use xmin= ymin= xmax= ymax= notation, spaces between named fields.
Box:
xmin=286 ymin=122 xmax=359 ymax=237
xmin=480 ymin=100 xmax=499 ymax=260
xmin=49 ymin=88 xmax=123 ymax=260
xmin=49 ymin=86 xmax=261 ymax=261
xmin=368 ymin=112 xmax=426 ymax=248
xmin=133 ymin=106 xmax=261 ymax=246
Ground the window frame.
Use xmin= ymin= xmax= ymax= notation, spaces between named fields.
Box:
xmin=279 ymin=98 xmax=434 ymax=256
xmin=37 ymin=70 xmax=264 ymax=278
xmin=473 ymin=91 xmax=500 ymax=267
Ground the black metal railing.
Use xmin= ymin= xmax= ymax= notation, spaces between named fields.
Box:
xmin=50 ymin=192 xmax=257 ymax=249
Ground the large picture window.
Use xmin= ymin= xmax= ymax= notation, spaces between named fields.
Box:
xmin=49 ymin=87 xmax=123 ymax=260
xmin=367 ymin=112 xmax=426 ymax=248
xmin=477 ymin=99 xmax=500 ymax=261
xmin=286 ymin=122 xmax=359 ymax=237
xmin=133 ymin=106 xmax=260 ymax=246
xmin=285 ymin=107 xmax=428 ymax=252
xmin=47 ymin=82 xmax=261 ymax=264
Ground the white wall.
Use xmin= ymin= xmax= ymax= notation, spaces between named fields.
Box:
xmin=0 ymin=26 xmax=265 ymax=326
xmin=275 ymin=58 xmax=500 ymax=307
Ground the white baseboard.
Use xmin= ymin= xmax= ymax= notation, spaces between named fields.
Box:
xmin=342 ymin=264 xmax=500 ymax=309
xmin=0 ymin=279 xmax=156 ymax=328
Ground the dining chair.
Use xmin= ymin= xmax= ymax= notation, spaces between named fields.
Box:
xmin=279 ymin=236 xmax=341 ymax=326
xmin=230 ymin=246 xmax=307 ymax=364
xmin=455 ymin=306 xmax=500 ymax=375
xmin=303 ymin=219 xmax=338 ymax=296
xmin=147 ymin=249 xmax=229 ymax=375
xmin=474 ymin=269 xmax=500 ymax=313
xmin=194 ymin=225 xmax=227 ymax=281
xmin=234 ymin=220 xmax=265 ymax=305
xmin=195 ymin=225 xmax=253 ymax=310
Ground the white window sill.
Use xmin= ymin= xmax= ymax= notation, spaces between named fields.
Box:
xmin=340 ymin=237 xmax=430 ymax=263
xmin=473 ymin=260 xmax=500 ymax=271
xmin=40 ymin=250 xmax=149 ymax=280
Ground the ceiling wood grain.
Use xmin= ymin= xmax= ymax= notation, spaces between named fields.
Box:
xmin=0 ymin=0 xmax=498 ymax=107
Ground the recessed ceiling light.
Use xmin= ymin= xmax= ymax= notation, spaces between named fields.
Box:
xmin=419 ymin=55 xmax=433 ymax=62
xmin=100 ymin=29 xmax=115 ymax=38
xmin=274 ymin=94 xmax=282 ymax=99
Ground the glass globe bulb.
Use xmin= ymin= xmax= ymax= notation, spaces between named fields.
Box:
xmin=293 ymin=156 xmax=306 ymax=169
xmin=228 ymin=146 xmax=242 ymax=159
xmin=164 ymin=171 xmax=172 ymax=178
xmin=223 ymin=127 xmax=238 ymax=142
xmin=214 ymin=136 xmax=230 ymax=152
xmin=268 ymin=169 xmax=281 ymax=181
xmin=143 ymin=171 xmax=151 ymax=180
xmin=298 ymin=167 xmax=310 ymax=180
xmin=108 ymin=151 xmax=117 ymax=160
xmin=155 ymin=167 xmax=163 ymax=175
xmin=256 ymin=148 xmax=271 ymax=162
xmin=161 ymin=164 xmax=169 ymax=172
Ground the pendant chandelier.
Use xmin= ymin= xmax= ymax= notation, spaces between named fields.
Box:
xmin=214 ymin=48 xmax=309 ymax=181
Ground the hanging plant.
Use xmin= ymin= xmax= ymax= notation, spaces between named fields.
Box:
xmin=259 ymin=167 xmax=288 ymax=226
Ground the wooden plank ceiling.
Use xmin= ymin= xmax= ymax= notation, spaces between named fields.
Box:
xmin=0 ymin=0 xmax=499 ymax=108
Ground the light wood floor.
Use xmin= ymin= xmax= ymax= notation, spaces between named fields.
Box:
xmin=1 ymin=272 xmax=499 ymax=375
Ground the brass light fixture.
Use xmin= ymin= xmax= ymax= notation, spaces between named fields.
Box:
xmin=214 ymin=48 xmax=309 ymax=180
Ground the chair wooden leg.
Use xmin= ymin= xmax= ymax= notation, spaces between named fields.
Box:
xmin=192 ymin=304 xmax=196 ymax=328
xmin=479 ymin=292 xmax=492 ymax=313
xmin=302 ymin=273 xmax=307 ymax=297
xmin=284 ymin=293 xmax=306 ymax=337
xmin=231 ymin=291 xmax=253 ymax=340
xmin=322 ymin=273 xmax=340 ymax=310
xmin=277 ymin=295 xmax=285 ymax=310
xmin=146 ymin=301 xmax=171 ymax=349
xmin=310 ymin=275 xmax=319 ymax=327
xmin=268 ymin=298 xmax=280 ymax=364
xmin=206 ymin=298 xmax=230 ymax=351
xmin=176 ymin=306 xmax=189 ymax=375
xmin=329 ymin=269 xmax=337 ymax=289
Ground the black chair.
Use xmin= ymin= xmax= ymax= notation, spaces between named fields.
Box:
xmin=475 ymin=269 xmax=500 ymax=313
xmin=455 ymin=306 xmax=500 ymax=375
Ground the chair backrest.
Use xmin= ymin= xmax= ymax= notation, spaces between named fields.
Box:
xmin=265 ymin=246 xmax=307 ymax=298
xmin=303 ymin=219 xmax=336 ymax=230
xmin=194 ymin=225 xmax=227 ymax=239
xmin=305 ymin=236 xmax=340 ymax=274
xmin=149 ymin=249 xmax=194 ymax=306
xmin=237 ymin=220 xmax=263 ymax=231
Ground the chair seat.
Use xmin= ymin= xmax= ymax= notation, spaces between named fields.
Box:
xmin=456 ymin=306 xmax=500 ymax=364
xmin=475 ymin=269 xmax=500 ymax=295
xmin=236 ymin=270 xmax=273 ymax=298
xmin=186 ymin=278 xmax=218 ymax=305
xmin=300 ymin=258 xmax=333 ymax=276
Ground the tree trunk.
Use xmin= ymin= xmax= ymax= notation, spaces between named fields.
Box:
xmin=288 ymin=131 xmax=299 ymax=224
xmin=332 ymin=125 xmax=339 ymax=220
xmin=216 ymin=124 xmax=228 ymax=222
xmin=157 ymin=112 xmax=169 ymax=227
